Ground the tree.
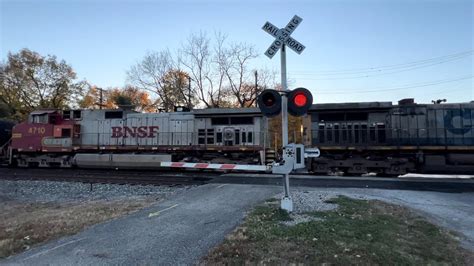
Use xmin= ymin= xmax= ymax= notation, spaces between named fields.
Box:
xmin=178 ymin=32 xmax=276 ymax=108
xmin=0 ymin=49 xmax=85 ymax=120
xmin=128 ymin=32 xmax=277 ymax=109
xmin=222 ymin=42 xmax=258 ymax=107
xmin=79 ymin=85 xmax=156 ymax=112
xmin=127 ymin=51 xmax=173 ymax=112
xmin=108 ymin=86 xmax=156 ymax=112
xmin=179 ymin=32 xmax=248 ymax=108
xmin=0 ymin=101 xmax=13 ymax=118
xmin=178 ymin=32 xmax=214 ymax=108
xmin=161 ymin=69 xmax=196 ymax=110
xmin=78 ymin=85 xmax=110 ymax=109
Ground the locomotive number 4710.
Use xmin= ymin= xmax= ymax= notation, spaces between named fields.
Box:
xmin=28 ymin=127 xmax=46 ymax=135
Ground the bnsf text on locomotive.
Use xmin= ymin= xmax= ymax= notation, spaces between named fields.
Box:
xmin=111 ymin=126 xmax=159 ymax=138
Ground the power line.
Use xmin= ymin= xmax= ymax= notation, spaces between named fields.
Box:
xmin=291 ymin=50 xmax=472 ymax=74
xmin=425 ymin=83 xmax=473 ymax=96
xmin=289 ymin=50 xmax=473 ymax=77
xmin=315 ymin=75 xmax=473 ymax=94
xmin=291 ymin=53 xmax=471 ymax=80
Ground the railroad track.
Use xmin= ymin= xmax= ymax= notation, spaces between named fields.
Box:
xmin=2 ymin=168 xmax=473 ymax=193
xmin=0 ymin=168 xmax=216 ymax=186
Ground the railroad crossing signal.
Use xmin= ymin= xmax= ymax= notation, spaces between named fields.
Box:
xmin=261 ymin=15 xmax=308 ymax=212
xmin=257 ymin=88 xmax=313 ymax=117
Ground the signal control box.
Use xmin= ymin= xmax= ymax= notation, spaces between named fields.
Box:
xmin=272 ymin=143 xmax=305 ymax=174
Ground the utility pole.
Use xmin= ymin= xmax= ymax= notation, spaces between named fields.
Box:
xmin=99 ymin=88 xmax=103 ymax=110
xmin=187 ymin=76 xmax=192 ymax=110
xmin=254 ymin=70 xmax=258 ymax=107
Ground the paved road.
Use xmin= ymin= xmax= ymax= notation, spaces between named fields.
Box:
xmin=3 ymin=184 xmax=281 ymax=265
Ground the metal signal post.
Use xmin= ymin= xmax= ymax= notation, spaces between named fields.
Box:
xmin=280 ymin=44 xmax=292 ymax=211
xmin=281 ymin=44 xmax=288 ymax=148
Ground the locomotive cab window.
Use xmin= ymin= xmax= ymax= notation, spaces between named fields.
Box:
xmin=105 ymin=111 xmax=123 ymax=119
xmin=32 ymin=114 xmax=48 ymax=124
xmin=63 ymin=110 xmax=71 ymax=120
xmin=73 ymin=110 xmax=82 ymax=119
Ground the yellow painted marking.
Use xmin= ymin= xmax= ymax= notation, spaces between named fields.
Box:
xmin=22 ymin=237 xmax=87 ymax=261
xmin=148 ymin=204 xmax=179 ymax=218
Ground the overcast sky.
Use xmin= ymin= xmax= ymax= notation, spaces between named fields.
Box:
xmin=1 ymin=0 xmax=472 ymax=104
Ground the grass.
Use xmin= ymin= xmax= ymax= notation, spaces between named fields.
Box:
xmin=0 ymin=198 xmax=154 ymax=259
xmin=203 ymin=196 xmax=474 ymax=265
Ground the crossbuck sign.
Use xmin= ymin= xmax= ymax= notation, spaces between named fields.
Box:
xmin=262 ymin=15 xmax=306 ymax=58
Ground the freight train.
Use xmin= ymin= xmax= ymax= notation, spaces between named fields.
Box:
xmin=1 ymin=99 xmax=473 ymax=175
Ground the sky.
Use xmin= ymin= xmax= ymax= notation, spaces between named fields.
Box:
xmin=1 ymin=0 xmax=473 ymax=104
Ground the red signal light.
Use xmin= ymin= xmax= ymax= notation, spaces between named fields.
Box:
xmin=294 ymin=93 xmax=307 ymax=107
xmin=288 ymin=87 xmax=312 ymax=117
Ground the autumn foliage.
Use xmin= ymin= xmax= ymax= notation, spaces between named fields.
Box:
xmin=267 ymin=114 xmax=305 ymax=150
xmin=79 ymin=85 xmax=156 ymax=112
xmin=0 ymin=49 xmax=85 ymax=120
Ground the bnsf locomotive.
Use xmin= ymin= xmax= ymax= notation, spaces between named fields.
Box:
xmin=5 ymin=108 xmax=267 ymax=169
xmin=2 ymin=99 xmax=473 ymax=175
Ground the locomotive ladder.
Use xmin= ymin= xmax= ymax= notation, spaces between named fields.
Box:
xmin=0 ymin=138 xmax=12 ymax=166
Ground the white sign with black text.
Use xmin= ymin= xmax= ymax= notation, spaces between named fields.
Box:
xmin=262 ymin=15 xmax=306 ymax=58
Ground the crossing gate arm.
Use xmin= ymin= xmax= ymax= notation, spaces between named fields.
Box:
xmin=160 ymin=162 xmax=271 ymax=172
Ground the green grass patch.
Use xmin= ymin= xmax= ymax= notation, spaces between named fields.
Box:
xmin=203 ymin=196 xmax=473 ymax=265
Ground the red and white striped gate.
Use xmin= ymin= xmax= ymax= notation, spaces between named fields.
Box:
xmin=160 ymin=162 xmax=270 ymax=172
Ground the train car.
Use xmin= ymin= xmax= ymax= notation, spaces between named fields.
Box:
xmin=305 ymin=99 xmax=474 ymax=175
xmin=9 ymin=108 xmax=269 ymax=168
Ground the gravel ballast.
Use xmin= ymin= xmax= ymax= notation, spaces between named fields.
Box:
xmin=0 ymin=179 xmax=191 ymax=203
xmin=276 ymin=190 xmax=361 ymax=226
